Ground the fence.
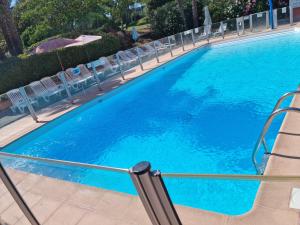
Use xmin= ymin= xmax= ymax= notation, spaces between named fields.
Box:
xmin=0 ymin=6 xmax=298 ymax=129
xmin=1 ymin=151 xmax=300 ymax=225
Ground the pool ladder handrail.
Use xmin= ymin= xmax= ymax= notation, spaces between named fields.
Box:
xmin=252 ymin=90 xmax=300 ymax=174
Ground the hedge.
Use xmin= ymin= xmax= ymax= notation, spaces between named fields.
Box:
xmin=0 ymin=32 xmax=122 ymax=94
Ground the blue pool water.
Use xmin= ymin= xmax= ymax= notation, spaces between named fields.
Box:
xmin=2 ymin=31 xmax=300 ymax=215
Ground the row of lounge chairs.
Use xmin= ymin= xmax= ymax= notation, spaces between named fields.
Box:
xmin=6 ymin=32 xmax=222 ymax=114
xmin=7 ymin=28 xmax=226 ymax=114
xmin=5 ymin=41 xmax=171 ymax=114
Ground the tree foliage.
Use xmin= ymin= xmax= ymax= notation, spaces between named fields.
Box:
xmin=12 ymin=0 xmax=143 ymax=47
xmin=13 ymin=0 xmax=111 ymax=46
xmin=108 ymin=0 xmax=135 ymax=30
xmin=0 ymin=0 xmax=23 ymax=55
xmin=148 ymin=0 xmax=289 ymax=37
xmin=149 ymin=1 xmax=185 ymax=37
xmin=0 ymin=32 xmax=7 ymax=60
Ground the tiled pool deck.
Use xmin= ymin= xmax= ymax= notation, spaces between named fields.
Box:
xmin=1 ymin=25 xmax=300 ymax=224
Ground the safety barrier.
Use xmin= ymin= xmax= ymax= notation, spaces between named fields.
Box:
xmin=1 ymin=154 xmax=300 ymax=225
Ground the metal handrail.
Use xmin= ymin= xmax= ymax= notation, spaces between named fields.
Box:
xmin=0 ymin=151 xmax=129 ymax=174
xmin=272 ymin=90 xmax=300 ymax=112
xmin=252 ymin=107 xmax=300 ymax=174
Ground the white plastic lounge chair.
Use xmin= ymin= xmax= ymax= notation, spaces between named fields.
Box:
xmin=125 ymin=50 xmax=138 ymax=60
xmin=136 ymin=47 xmax=147 ymax=57
xmin=6 ymin=89 xmax=36 ymax=113
xmin=153 ymin=40 xmax=175 ymax=51
xmin=200 ymin=25 xmax=212 ymax=39
xmin=41 ymin=76 xmax=65 ymax=96
xmin=116 ymin=51 xmax=137 ymax=65
xmin=55 ymin=71 xmax=79 ymax=91
xmin=65 ymin=64 xmax=94 ymax=88
xmin=77 ymin=64 xmax=94 ymax=83
xmin=29 ymin=81 xmax=52 ymax=102
xmin=87 ymin=57 xmax=119 ymax=78
xmin=213 ymin=23 xmax=227 ymax=37
xmin=136 ymin=45 xmax=156 ymax=57
xmin=143 ymin=44 xmax=156 ymax=53
xmin=63 ymin=70 xmax=81 ymax=90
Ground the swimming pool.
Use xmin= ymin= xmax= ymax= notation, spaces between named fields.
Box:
xmin=2 ymin=30 xmax=300 ymax=215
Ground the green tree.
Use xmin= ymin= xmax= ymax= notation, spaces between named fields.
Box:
xmin=13 ymin=0 xmax=110 ymax=46
xmin=149 ymin=1 xmax=185 ymax=37
xmin=192 ymin=0 xmax=199 ymax=27
xmin=175 ymin=0 xmax=187 ymax=29
xmin=0 ymin=0 xmax=23 ymax=55
xmin=0 ymin=31 xmax=7 ymax=60
xmin=109 ymin=0 xmax=135 ymax=30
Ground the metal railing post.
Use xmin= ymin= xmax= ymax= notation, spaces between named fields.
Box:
xmin=0 ymin=162 xmax=40 ymax=225
xmin=130 ymin=161 xmax=182 ymax=225
xmin=90 ymin=63 xmax=103 ymax=90
xmin=136 ymin=47 xmax=144 ymax=70
xmin=191 ymin=30 xmax=195 ymax=46
xmin=250 ymin=14 xmax=253 ymax=32
xmin=241 ymin=17 xmax=245 ymax=34
xmin=273 ymin=9 xmax=278 ymax=28
xmin=167 ymin=37 xmax=173 ymax=57
xmin=58 ymin=72 xmax=72 ymax=100
xmin=180 ymin=33 xmax=185 ymax=51
xmin=116 ymin=54 xmax=125 ymax=80
xmin=19 ymin=87 xmax=38 ymax=122
xmin=236 ymin=19 xmax=240 ymax=36
xmin=153 ymin=43 xmax=160 ymax=63
xmin=290 ymin=6 xmax=294 ymax=25
xmin=220 ymin=21 xmax=224 ymax=39
xmin=206 ymin=26 xmax=210 ymax=43
xmin=266 ymin=11 xmax=270 ymax=29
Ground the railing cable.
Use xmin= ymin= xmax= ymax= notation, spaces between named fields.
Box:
xmin=0 ymin=152 xmax=129 ymax=174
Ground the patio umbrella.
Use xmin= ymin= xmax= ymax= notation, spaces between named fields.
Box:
xmin=33 ymin=35 xmax=102 ymax=54
xmin=34 ymin=38 xmax=77 ymax=54
xmin=203 ymin=6 xmax=212 ymax=34
xmin=65 ymin=35 xmax=102 ymax=47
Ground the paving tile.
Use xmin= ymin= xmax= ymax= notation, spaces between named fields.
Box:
xmin=176 ymin=205 xmax=228 ymax=225
xmin=28 ymin=197 xmax=64 ymax=224
xmin=5 ymin=170 xmax=27 ymax=185
xmin=16 ymin=173 xmax=44 ymax=194
xmin=67 ymin=186 xmax=106 ymax=210
xmin=0 ymin=192 xmax=42 ymax=225
xmin=44 ymin=203 xmax=87 ymax=225
xmin=228 ymin=205 xmax=299 ymax=225
xmin=0 ymin=193 xmax=15 ymax=214
xmin=30 ymin=177 xmax=79 ymax=201
xmin=94 ymin=191 xmax=134 ymax=220
xmin=14 ymin=217 xmax=31 ymax=225
xmin=255 ymin=181 xmax=300 ymax=210
xmin=0 ymin=180 xmax=8 ymax=196
xmin=120 ymin=198 xmax=152 ymax=225
xmin=76 ymin=212 xmax=117 ymax=225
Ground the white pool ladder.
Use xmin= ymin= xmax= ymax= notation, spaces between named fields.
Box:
xmin=252 ymin=91 xmax=300 ymax=174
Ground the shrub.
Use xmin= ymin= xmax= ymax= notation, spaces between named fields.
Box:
xmin=0 ymin=32 xmax=121 ymax=94
xmin=149 ymin=2 xmax=186 ymax=37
